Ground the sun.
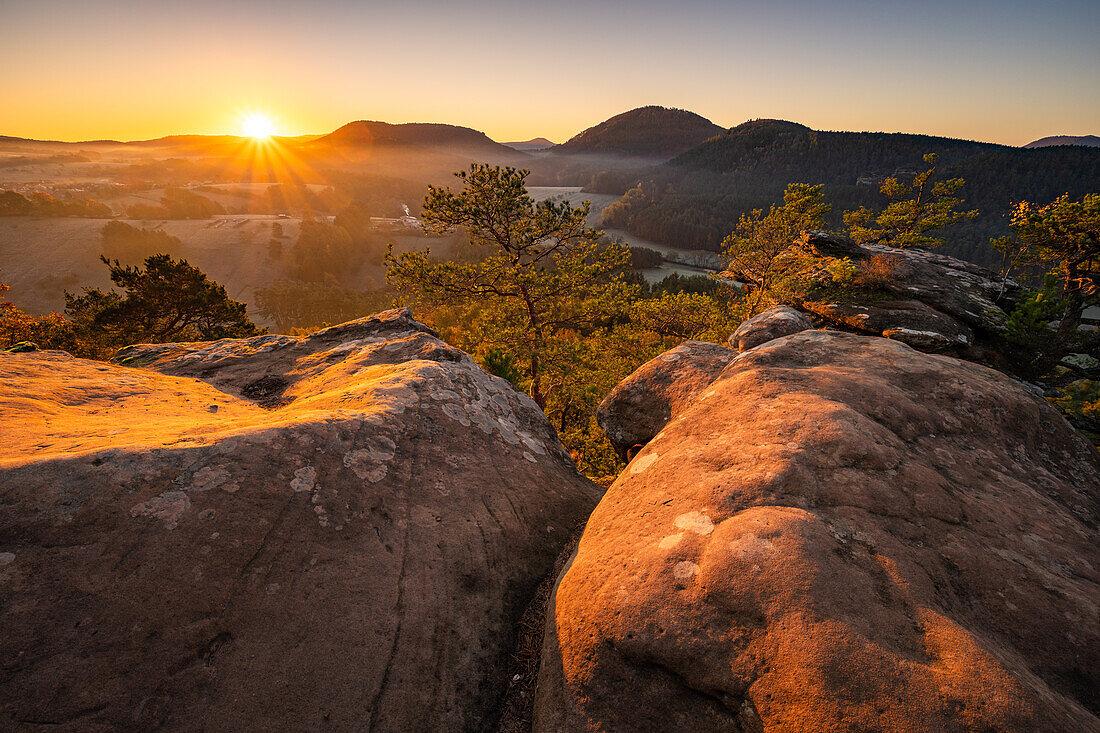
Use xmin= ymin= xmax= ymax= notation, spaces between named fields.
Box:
xmin=241 ymin=113 xmax=276 ymax=140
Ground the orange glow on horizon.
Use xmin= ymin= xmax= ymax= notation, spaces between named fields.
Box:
xmin=1 ymin=1 xmax=1097 ymax=148
xmin=241 ymin=113 xmax=276 ymax=140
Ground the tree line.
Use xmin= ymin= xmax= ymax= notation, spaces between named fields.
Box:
xmin=592 ymin=124 xmax=1100 ymax=269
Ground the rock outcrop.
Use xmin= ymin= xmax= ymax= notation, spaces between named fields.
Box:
xmin=0 ymin=309 xmax=601 ymax=731
xmin=797 ymin=232 xmax=1021 ymax=352
xmin=536 ymin=330 xmax=1100 ymax=732
xmin=728 ymin=306 xmax=813 ymax=352
xmin=802 ymin=299 xmax=974 ymax=350
xmin=596 ymin=340 xmax=736 ymax=461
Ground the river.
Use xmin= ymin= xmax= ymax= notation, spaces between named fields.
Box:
xmin=526 ymin=186 xmax=722 ymax=283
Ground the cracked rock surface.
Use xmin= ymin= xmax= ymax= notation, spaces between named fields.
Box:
xmin=0 ymin=308 xmax=600 ymax=731
xmin=535 ymin=330 xmax=1100 ymax=732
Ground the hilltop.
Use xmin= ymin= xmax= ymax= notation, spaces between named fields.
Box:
xmin=503 ymin=137 xmax=555 ymax=151
xmin=553 ymin=106 xmax=724 ymax=160
xmin=667 ymin=118 xmax=998 ymax=177
xmin=1024 ymin=134 xmax=1100 ymax=148
xmin=310 ymin=120 xmax=521 ymax=158
xmin=5 ymin=110 xmax=1100 ymax=268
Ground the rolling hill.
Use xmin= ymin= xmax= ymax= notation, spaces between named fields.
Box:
xmin=310 ymin=120 xmax=521 ymax=158
xmin=1024 ymin=134 xmax=1100 ymax=148
xmin=553 ymin=106 xmax=724 ymax=160
xmin=665 ymin=119 xmax=1000 ymax=179
xmin=591 ymin=118 xmax=1100 ymax=266
xmin=503 ymin=137 xmax=555 ymax=151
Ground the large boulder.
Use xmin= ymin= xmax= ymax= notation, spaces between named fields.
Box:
xmin=536 ymin=330 xmax=1100 ymax=732
xmin=0 ymin=308 xmax=601 ymax=731
xmin=596 ymin=340 xmax=736 ymax=461
xmin=728 ymin=305 xmax=813 ymax=352
xmin=802 ymin=299 xmax=974 ymax=351
xmin=801 ymin=232 xmax=1021 ymax=335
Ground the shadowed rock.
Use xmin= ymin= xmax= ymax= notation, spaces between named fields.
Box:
xmin=596 ymin=340 xmax=736 ymax=461
xmin=801 ymin=232 xmax=1022 ymax=336
xmin=0 ymin=308 xmax=600 ymax=731
xmin=536 ymin=330 xmax=1100 ymax=732
xmin=803 ymin=299 xmax=974 ymax=350
xmin=728 ymin=305 xmax=813 ymax=351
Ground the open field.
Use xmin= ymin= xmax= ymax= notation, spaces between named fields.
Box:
xmin=1 ymin=190 xmax=718 ymax=331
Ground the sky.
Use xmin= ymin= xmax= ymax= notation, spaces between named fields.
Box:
xmin=1 ymin=0 xmax=1097 ymax=146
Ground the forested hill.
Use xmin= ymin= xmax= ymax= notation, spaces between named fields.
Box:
xmin=311 ymin=120 xmax=522 ymax=157
xmin=553 ymin=106 xmax=724 ymax=160
xmin=592 ymin=119 xmax=1100 ymax=267
xmin=1024 ymin=134 xmax=1100 ymax=148
xmin=667 ymin=119 xmax=1001 ymax=181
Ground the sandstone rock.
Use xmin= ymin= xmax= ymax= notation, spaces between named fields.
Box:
xmin=536 ymin=330 xmax=1100 ymax=732
xmin=800 ymin=229 xmax=866 ymax=259
xmin=802 ymin=232 xmax=1021 ymax=334
xmin=727 ymin=305 xmax=813 ymax=351
xmin=802 ymin=299 xmax=973 ymax=350
xmin=596 ymin=340 xmax=736 ymax=461
xmin=1061 ymin=352 xmax=1100 ymax=372
xmin=0 ymin=308 xmax=600 ymax=731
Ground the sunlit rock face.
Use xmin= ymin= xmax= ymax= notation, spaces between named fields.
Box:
xmin=0 ymin=308 xmax=600 ymax=731
xmin=535 ymin=330 xmax=1100 ymax=732
xmin=728 ymin=306 xmax=813 ymax=352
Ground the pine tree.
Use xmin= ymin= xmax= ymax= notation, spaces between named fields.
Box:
xmin=385 ymin=164 xmax=634 ymax=408
xmin=844 ymin=153 xmax=978 ymax=249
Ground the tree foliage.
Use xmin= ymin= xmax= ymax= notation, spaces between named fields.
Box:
xmin=720 ymin=183 xmax=831 ymax=314
xmin=1051 ymin=379 xmax=1100 ymax=442
xmin=100 ymin=220 xmax=181 ymax=263
xmin=1007 ymin=192 xmax=1095 ymax=303
xmin=1000 ymin=280 xmax=1073 ymax=379
xmin=988 ymin=193 xmax=1100 ymax=384
xmin=386 ymin=164 xmax=635 ymax=408
xmin=66 ymin=254 xmax=261 ymax=343
xmin=631 ymin=291 xmax=742 ymax=341
xmin=127 ymin=187 xmax=224 ymax=219
xmin=0 ymin=189 xmax=112 ymax=218
xmin=288 ymin=217 xmax=357 ymax=282
xmin=2 ymin=257 xmax=260 ymax=358
xmin=843 ymin=153 xmax=978 ymax=248
xmin=282 ymin=208 xmax=388 ymax=284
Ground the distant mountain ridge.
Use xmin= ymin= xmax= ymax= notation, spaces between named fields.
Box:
xmin=503 ymin=137 xmax=555 ymax=151
xmin=591 ymin=117 xmax=1100 ymax=267
xmin=664 ymin=118 xmax=1003 ymax=178
xmin=1024 ymin=135 xmax=1100 ymax=149
xmin=554 ymin=106 xmax=724 ymax=160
